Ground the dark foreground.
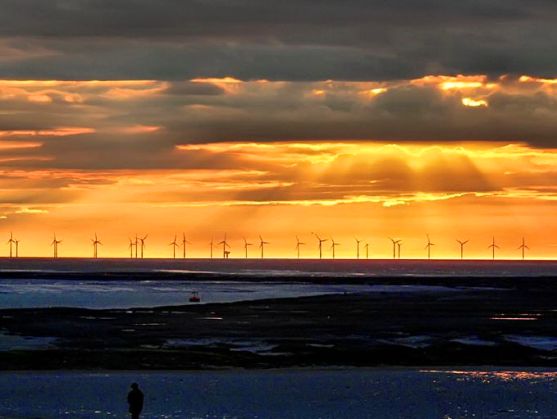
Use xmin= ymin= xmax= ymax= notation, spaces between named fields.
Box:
xmin=2 ymin=275 xmax=557 ymax=369
xmin=2 ymin=369 xmax=557 ymax=418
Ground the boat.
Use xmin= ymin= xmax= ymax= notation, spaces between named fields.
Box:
xmin=189 ymin=291 xmax=200 ymax=303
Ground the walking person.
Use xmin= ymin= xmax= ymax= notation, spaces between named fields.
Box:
xmin=127 ymin=382 xmax=144 ymax=419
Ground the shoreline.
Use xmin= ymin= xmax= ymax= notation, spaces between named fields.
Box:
xmin=2 ymin=285 xmax=557 ymax=370
xmin=3 ymin=365 xmax=557 ymax=373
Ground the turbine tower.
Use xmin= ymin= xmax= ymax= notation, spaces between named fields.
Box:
xmin=182 ymin=233 xmax=191 ymax=259
xmin=14 ymin=239 xmax=19 ymax=258
xmin=397 ymin=241 xmax=402 ymax=259
xmin=295 ymin=236 xmax=305 ymax=259
xmin=210 ymin=236 xmax=214 ymax=259
xmin=243 ymin=237 xmax=252 ymax=259
xmin=170 ymin=235 xmax=179 ymax=259
xmin=259 ymin=235 xmax=269 ymax=259
xmin=488 ymin=236 xmax=499 ymax=260
xmin=518 ymin=237 xmax=529 ymax=260
xmin=51 ymin=234 xmax=62 ymax=258
xmin=218 ymin=234 xmax=230 ymax=259
xmin=91 ymin=233 xmax=102 ymax=258
xmin=364 ymin=242 xmax=369 ymax=259
xmin=355 ymin=238 xmax=362 ymax=259
xmin=138 ymin=235 xmax=148 ymax=259
xmin=7 ymin=232 xmax=15 ymax=258
xmin=134 ymin=234 xmax=139 ymax=259
xmin=425 ymin=234 xmax=435 ymax=260
xmin=456 ymin=239 xmax=469 ymax=260
xmin=389 ymin=238 xmax=401 ymax=259
xmin=312 ymin=232 xmax=328 ymax=259
xmin=128 ymin=238 xmax=135 ymax=259
xmin=330 ymin=237 xmax=340 ymax=259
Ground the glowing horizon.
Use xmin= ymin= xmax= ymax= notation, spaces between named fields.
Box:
xmin=1 ymin=139 xmax=556 ymax=260
xmin=1 ymin=75 xmax=557 ymax=259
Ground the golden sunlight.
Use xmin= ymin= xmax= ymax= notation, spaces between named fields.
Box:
xmin=1 ymin=141 xmax=556 ymax=259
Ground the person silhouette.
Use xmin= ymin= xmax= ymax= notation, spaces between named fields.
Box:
xmin=127 ymin=382 xmax=144 ymax=419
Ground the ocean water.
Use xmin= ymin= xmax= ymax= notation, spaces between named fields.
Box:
xmin=0 ymin=369 xmax=556 ymax=418
xmin=0 ymin=279 xmax=460 ymax=309
xmin=1 ymin=258 xmax=557 ymax=277
xmin=0 ymin=258 xmax=546 ymax=309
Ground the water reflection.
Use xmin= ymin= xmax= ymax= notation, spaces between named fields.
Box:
xmin=422 ymin=369 xmax=557 ymax=383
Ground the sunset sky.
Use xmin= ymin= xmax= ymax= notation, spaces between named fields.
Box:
xmin=1 ymin=1 xmax=557 ymax=259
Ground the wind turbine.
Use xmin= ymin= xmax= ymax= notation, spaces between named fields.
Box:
xmin=259 ymin=235 xmax=269 ymax=259
xmin=138 ymin=235 xmax=148 ymax=259
xmin=51 ymin=234 xmax=62 ymax=258
xmin=243 ymin=237 xmax=252 ymax=259
xmin=128 ymin=238 xmax=135 ymax=259
xmin=170 ymin=235 xmax=179 ymax=259
xmin=425 ymin=234 xmax=435 ymax=260
xmin=295 ymin=236 xmax=305 ymax=259
xmin=7 ymin=232 xmax=15 ymax=258
xmin=355 ymin=238 xmax=362 ymax=259
xmin=397 ymin=241 xmax=402 ymax=259
xmin=456 ymin=239 xmax=469 ymax=260
xmin=518 ymin=237 xmax=529 ymax=260
xmin=312 ymin=232 xmax=328 ymax=259
xmin=488 ymin=236 xmax=499 ymax=260
xmin=182 ymin=233 xmax=191 ymax=259
xmin=14 ymin=239 xmax=19 ymax=258
xmin=218 ymin=234 xmax=230 ymax=259
xmin=91 ymin=233 xmax=102 ymax=258
xmin=364 ymin=242 xmax=369 ymax=259
xmin=134 ymin=234 xmax=139 ymax=259
xmin=330 ymin=237 xmax=340 ymax=259
xmin=389 ymin=238 xmax=401 ymax=259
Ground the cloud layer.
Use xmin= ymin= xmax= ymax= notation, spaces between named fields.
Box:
xmin=1 ymin=1 xmax=557 ymax=80
xmin=1 ymin=75 xmax=557 ymax=169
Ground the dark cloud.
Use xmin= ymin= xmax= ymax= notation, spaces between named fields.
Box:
xmin=3 ymin=77 xmax=557 ymax=167
xmin=159 ymin=82 xmax=557 ymax=146
xmin=0 ymin=1 xmax=557 ymax=80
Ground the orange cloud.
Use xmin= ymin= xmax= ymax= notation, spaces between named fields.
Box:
xmin=0 ymin=80 xmax=160 ymax=88
xmin=0 ymin=140 xmax=41 ymax=149
xmin=462 ymin=97 xmax=488 ymax=107
xmin=111 ymin=125 xmax=161 ymax=134
xmin=519 ymin=75 xmax=557 ymax=85
xmin=191 ymin=76 xmax=243 ymax=93
xmin=0 ymin=127 xmax=95 ymax=138
xmin=103 ymin=83 xmax=169 ymax=100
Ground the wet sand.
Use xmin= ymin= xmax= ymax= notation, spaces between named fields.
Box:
xmin=1 ymin=274 xmax=557 ymax=369
xmin=2 ymin=368 xmax=557 ymax=418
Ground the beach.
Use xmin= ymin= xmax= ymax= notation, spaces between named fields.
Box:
xmin=1 ymin=368 xmax=557 ymax=418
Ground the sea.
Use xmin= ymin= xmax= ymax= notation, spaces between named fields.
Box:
xmin=1 ymin=258 xmax=555 ymax=309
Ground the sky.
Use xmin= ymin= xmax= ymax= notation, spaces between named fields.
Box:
xmin=1 ymin=1 xmax=557 ymax=259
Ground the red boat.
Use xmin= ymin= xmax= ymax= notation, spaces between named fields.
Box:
xmin=189 ymin=291 xmax=200 ymax=303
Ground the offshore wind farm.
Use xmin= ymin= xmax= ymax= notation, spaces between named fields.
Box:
xmin=0 ymin=231 xmax=549 ymax=261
